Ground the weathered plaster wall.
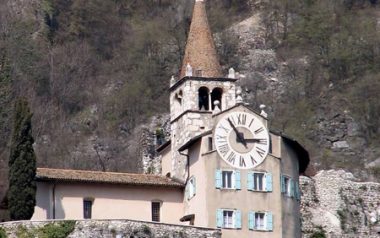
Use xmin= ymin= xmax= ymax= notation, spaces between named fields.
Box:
xmin=0 ymin=219 xmax=221 ymax=238
xmin=300 ymin=170 xmax=380 ymax=238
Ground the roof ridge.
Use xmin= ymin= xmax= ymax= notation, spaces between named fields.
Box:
xmin=37 ymin=168 xmax=172 ymax=178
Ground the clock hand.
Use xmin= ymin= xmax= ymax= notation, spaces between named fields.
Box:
xmin=227 ymin=118 xmax=248 ymax=147
xmin=245 ymin=139 xmax=261 ymax=143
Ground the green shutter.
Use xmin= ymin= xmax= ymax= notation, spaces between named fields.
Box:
xmin=247 ymin=171 xmax=254 ymax=191
xmin=281 ymin=175 xmax=285 ymax=193
xmin=215 ymin=170 xmax=222 ymax=189
xmin=216 ymin=209 xmax=223 ymax=228
xmin=265 ymin=173 xmax=273 ymax=192
xmin=235 ymin=210 xmax=242 ymax=229
xmin=266 ymin=212 xmax=273 ymax=231
xmin=235 ymin=171 xmax=241 ymax=190
xmin=248 ymin=211 xmax=255 ymax=230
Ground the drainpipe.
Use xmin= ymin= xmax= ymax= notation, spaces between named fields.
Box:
xmin=52 ymin=182 xmax=56 ymax=219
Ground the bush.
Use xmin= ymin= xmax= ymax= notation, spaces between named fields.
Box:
xmin=38 ymin=221 xmax=76 ymax=238
xmin=0 ymin=227 xmax=7 ymax=238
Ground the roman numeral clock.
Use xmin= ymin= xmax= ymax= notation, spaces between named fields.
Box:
xmin=214 ymin=111 xmax=270 ymax=169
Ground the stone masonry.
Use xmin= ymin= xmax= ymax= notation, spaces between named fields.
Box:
xmin=0 ymin=219 xmax=221 ymax=238
xmin=300 ymin=170 xmax=380 ymax=238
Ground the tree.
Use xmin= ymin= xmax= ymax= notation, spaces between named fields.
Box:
xmin=8 ymin=98 xmax=36 ymax=220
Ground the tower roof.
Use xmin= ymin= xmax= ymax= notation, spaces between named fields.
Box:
xmin=179 ymin=0 xmax=223 ymax=79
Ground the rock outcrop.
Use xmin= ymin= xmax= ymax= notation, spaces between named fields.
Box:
xmin=300 ymin=170 xmax=380 ymax=237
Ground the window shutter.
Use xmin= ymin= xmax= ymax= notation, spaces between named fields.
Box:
xmin=216 ymin=209 xmax=223 ymax=228
xmin=247 ymin=171 xmax=254 ymax=191
xmin=296 ymin=181 xmax=300 ymax=200
xmin=235 ymin=210 xmax=242 ymax=229
xmin=215 ymin=170 xmax=222 ymax=189
xmin=289 ymin=179 xmax=294 ymax=197
xmin=281 ymin=175 xmax=285 ymax=193
xmin=265 ymin=173 xmax=273 ymax=192
xmin=248 ymin=211 xmax=255 ymax=230
xmin=185 ymin=183 xmax=190 ymax=200
xmin=193 ymin=177 xmax=196 ymax=196
xmin=265 ymin=212 xmax=273 ymax=231
xmin=235 ymin=170 xmax=241 ymax=190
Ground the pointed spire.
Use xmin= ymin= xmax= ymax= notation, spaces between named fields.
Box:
xmin=179 ymin=0 xmax=223 ymax=79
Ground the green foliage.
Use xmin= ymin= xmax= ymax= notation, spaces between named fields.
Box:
xmin=310 ymin=230 xmax=326 ymax=238
xmin=14 ymin=221 xmax=75 ymax=238
xmin=0 ymin=227 xmax=7 ymax=238
xmin=16 ymin=225 xmax=35 ymax=238
xmin=8 ymin=98 xmax=36 ymax=221
xmin=37 ymin=221 xmax=76 ymax=238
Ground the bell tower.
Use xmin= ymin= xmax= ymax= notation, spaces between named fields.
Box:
xmin=169 ymin=0 xmax=237 ymax=182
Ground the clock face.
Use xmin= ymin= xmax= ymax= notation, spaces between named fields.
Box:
xmin=214 ymin=111 xmax=270 ymax=169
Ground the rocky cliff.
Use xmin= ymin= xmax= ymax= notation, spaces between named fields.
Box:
xmin=300 ymin=170 xmax=380 ymax=237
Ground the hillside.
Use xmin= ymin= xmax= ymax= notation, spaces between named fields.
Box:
xmin=0 ymin=0 xmax=379 ymax=202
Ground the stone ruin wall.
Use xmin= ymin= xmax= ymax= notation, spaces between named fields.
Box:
xmin=300 ymin=170 xmax=380 ymax=238
xmin=0 ymin=219 xmax=221 ymax=238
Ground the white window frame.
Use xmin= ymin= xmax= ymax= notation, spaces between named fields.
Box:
xmin=223 ymin=209 xmax=235 ymax=229
xmin=254 ymin=212 xmax=266 ymax=230
xmin=221 ymin=170 xmax=235 ymax=189
xmin=252 ymin=172 xmax=266 ymax=191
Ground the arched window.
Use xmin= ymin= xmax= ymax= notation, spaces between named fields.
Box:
xmin=211 ymin=87 xmax=223 ymax=110
xmin=198 ymin=87 xmax=210 ymax=111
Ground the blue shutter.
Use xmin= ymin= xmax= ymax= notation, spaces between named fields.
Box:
xmin=248 ymin=211 xmax=255 ymax=230
xmin=235 ymin=210 xmax=242 ymax=229
xmin=215 ymin=170 xmax=222 ymax=189
xmin=281 ymin=175 xmax=285 ymax=193
xmin=216 ymin=209 xmax=223 ymax=228
xmin=193 ymin=177 xmax=196 ymax=196
xmin=265 ymin=173 xmax=273 ymax=192
xmin=247 ymin=171 xmax=254 ymax=191
xmin=235 ymin=171 xmax=241 ymax=190
xmin=289 ymin=179 xmax=294 ymax=197
xmin=266 ymin=212 xmax=273 ymax=231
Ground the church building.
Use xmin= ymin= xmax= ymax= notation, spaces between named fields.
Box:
xmin=31 ymin=1 xmax=309 ymax=237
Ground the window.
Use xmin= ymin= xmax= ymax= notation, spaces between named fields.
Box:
xmin=223 ymin=210 xmax=234 ymax=228
xmin=208 ymin=137 xmax=213 ymax=151
xmin=281 ymin=175 xmax=293 ymax=197
xmin=222 ymin=171 xmax=234 ymax=189
xmin=198 ymin=87 xmax=210 ymax=110
xmin=216 ymin=209 xmax=241 ymax=229
xmin=151 ymin=202 xmax=161 ymax=222
xmin=186 ymin=177 xmax=196 ymax=200
xmin=253 ymin=172 xmax=264 ymax=191
xmin=248 ymin=211 xmax=273 ymax=231
xmin=83 ymin=199 xmax=93 ymax=219
xmin=211 ymin=87 xmax=223 ymax=110
xmin=215 ymin=170 xmax=241 ymax=189
xmin=247 ymin=172 xmax=272 ymax=192
xmin=255 ymin=212 xmax=265 ymax=230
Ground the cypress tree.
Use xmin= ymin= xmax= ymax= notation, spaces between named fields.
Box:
xmin=8 ymin=98 xmax=36 ymax=220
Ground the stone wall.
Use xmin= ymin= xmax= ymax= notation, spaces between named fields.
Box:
xmin=300 ymin=170 xmax=380 ymax=238
xmin=0 ymin=219 xmax=221 ymax=238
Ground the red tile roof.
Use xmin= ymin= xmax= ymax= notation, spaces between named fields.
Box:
xmin=36 ymin=168 xmax=184 ymax=188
